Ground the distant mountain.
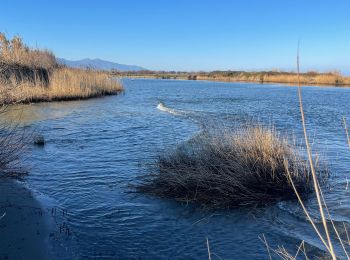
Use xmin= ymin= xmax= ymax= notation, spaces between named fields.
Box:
xmin=57 ymin=58 xmax=146 ymax=71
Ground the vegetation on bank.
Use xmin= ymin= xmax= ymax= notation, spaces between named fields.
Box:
xmin=113 ymin=70 xmax=350 ymax=86
xmin=136 ymin=125 xmax=327 ymax=208
xmin=0 ymin=122 xmax=26 ymax=177
xmin=0 ymin=81 xmax=26 ymax=178
xmin=0 ymin=33 xmax=123 ymax=105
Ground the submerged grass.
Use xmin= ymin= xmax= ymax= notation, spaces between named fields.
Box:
xmin=137 ymin=125 xmax=328 ymax=208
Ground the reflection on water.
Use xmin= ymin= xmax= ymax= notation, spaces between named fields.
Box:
xmin=3 ymin=78 xmax=350 ymax=259
xmin=3 ymin=101 xmax=91 ymax=125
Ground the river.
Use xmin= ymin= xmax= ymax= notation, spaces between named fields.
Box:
xmin=3 ymin=78 xmax=350 ymax=259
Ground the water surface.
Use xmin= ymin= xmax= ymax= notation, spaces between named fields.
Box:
xmin=6 ymin=79 xmax=350 ymax=259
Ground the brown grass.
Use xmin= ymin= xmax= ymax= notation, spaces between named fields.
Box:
xmin=136 ymin=125 xmax=328 ymax=208
xmin=0 ymin=33 xmax=123 ymax=104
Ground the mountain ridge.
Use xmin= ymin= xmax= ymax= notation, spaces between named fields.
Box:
xmin=58 ymin=58 xmax=146 ymax=71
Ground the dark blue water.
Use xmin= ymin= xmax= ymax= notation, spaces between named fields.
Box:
xmin=7 ymin=79 xmax=350 ymax=259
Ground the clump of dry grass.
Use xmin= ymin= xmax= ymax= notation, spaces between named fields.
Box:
xmin=137 ymin=125 xmax=328 ymax=208
xmin=0 ymin=33 xmax=123 ymax=104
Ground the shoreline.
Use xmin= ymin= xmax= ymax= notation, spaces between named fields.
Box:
xmin=1 ymin=90 xmax=123 ymax=106
xmin=0 ymin=179 xmax=51 ymax=259
xmin=119 ymin=75 xmax=350 ymax=88
xmin=0 ymin=178 xmax=73 ymax=259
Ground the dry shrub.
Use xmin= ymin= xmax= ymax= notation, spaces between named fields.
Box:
xmin=137 ymin=125 xmax=328 ymax=208
xmin=0 ymin=122 xmax=27 ymax=177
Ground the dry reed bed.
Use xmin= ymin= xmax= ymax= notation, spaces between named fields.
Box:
xmin=0 ymin=33 xmax=56 ymax=69
xmin=137 ymin=125 xmax=328 ymax=208
xmin=0 ymin=33 xmax=123 ymax=104
xmin=0 ymin=67 xmax=123 ymax=104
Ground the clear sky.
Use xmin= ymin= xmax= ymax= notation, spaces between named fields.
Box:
xmin=0 ymin=0 xmax=349 ymax=73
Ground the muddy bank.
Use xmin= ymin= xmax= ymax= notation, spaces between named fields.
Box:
xmin=0 ymin=179 xmax=51 ymax=259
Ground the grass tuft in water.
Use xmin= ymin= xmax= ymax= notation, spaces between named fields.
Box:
xmin=33 ymin=134 xmax=45 ymax=146
xmin=137 ymin=125 xmax=328 ymax=208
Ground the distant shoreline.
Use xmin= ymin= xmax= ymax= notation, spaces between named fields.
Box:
xmin=115 ymin=71 xmax=350 ymax=87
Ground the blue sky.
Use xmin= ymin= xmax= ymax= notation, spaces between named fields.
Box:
xmin=1 ymin=0 xmax=349 ymax=73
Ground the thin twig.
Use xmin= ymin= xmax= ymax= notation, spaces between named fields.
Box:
xmin=343 ymin=117 xmax=350 ymax=149
xmin=284 ymin=159 xmax=330 ymax=252
xmin=344 ymin=222 xmax=350 ymax=246
xmin=296 ymin=43 xmax=336 ymax=259
xmin=262 ymin=234 xmax=273 ymax=260
xmin=206 ymin=237 xmax=212 ymax=260
xmin=317 ymin=180 xmax=350 ymax=258
xmin=294 ymin=240 xmax=305 ymax=259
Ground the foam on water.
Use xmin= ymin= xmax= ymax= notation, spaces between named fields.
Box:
xmin=157 ymin=102 xmax=183 ymax=116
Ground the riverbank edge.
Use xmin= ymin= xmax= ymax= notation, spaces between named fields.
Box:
xmin=0 ymin=179 xmax=52 ymax=259
xmin=2 ymin=88 xmax=124 ymax=106
xmin=120 ymin=75 xmax=350 ymax=88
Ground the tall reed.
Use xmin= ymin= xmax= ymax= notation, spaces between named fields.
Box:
xmin=0 ymin=33 xmax=56 ymax=69
xmin=0 ymin=33 xmax=123 ymax=104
